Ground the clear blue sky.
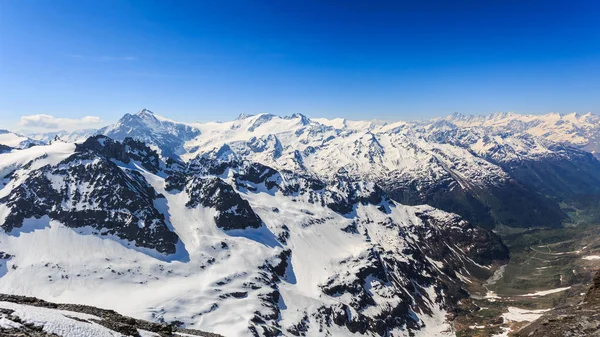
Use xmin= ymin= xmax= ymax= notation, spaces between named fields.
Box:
xmin=1 ymin=0 xmax=599 ymax=129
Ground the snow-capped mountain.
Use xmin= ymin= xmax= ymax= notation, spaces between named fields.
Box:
xmin=1 ymin=109 xmax=600 ymax=336
xmin=0 ymin=134 xmax=508 ymax=336
xmin=5 ymin=109 xmax=600 ymax=229
xmin=0 ymin=129 xmax=43 ymax=149
xmin=24 ymin=128 xmax=98 ymax=144
xmin=97 ymin=109 xmax=201 ymax=159
xmin=446 ymin=111 xmax=600 ymax=157
xmin=94 ymin=109 xmax=600 ymax=229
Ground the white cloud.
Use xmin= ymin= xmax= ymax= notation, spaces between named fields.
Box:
xmin=64 ymin=54 xmax=137 ymax=61
xmin=98 ymin=56 xmax=137 ymax=61
xmin=20 ymin=114 xmax=103 ymax=131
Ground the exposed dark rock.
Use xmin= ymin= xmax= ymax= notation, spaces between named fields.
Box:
xmin=415 ymin=127 xmax=600 ymax=229
xmin=218 ymin=292 xmax=248 ymax=299
xmin=415 ymin=210 xmax=509 ymax=266
xmin=0 ymin=133 xmax=515 ymax=337
xmin=0 ymin=149 xmax=179 ymax=255
xmin=384 ymin=176 xmax=566 ymax=229
xmin=177 ymin=176 xmax=262 ymax=230
xmin=77 ymin=135 xmax=161 ymax=173
xmin=584 ymin=270 xmax=600 ymax=306
xmin=0 ymin=144 xmax=12 ymax=154
xmin=271 ymin=249 xmax=292 ymax=279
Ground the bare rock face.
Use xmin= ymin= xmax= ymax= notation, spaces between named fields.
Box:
xmin=77 ymin=135 xmax=161 ymax=173
xmin=0 ymin=144 xmax=12 ymax=154
xmin=584 ymin=270 xmax=600 ymax=306
xmin=177 ymin=175 xmax=263 ymax=230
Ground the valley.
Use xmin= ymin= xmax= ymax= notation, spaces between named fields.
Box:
xmin=455 ymin=222 xmax=600 ymax=336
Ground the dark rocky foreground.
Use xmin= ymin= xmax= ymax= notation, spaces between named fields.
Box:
xmin=514 ymin=270 xmax=600 ymax=337
xmin=0 ymin=293 xmax=222 ymax=337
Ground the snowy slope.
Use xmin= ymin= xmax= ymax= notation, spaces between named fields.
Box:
xmin=183 ymin=113 xmax=508 ymax=188
xmin=425 ymin=114 xmax=600 ymax=202
xmin=0 ymin=129 xmax=43 ymax=149
xmin=24 ymin=128 xmax=98 ymax=144
xmin=0 ymin=136 xmax=508 ymax=337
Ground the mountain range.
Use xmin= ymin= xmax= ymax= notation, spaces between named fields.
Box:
xmin=1 ymin=109 xmax=599 ymax=336
xmin=22 ymin=109 xmax=600 ymax=228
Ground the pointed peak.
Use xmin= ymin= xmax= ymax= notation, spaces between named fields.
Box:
xmin=197 ymin=143 xmax=239 ymax=163
xmin=490 ymin=111 xmax=514 ymax=118
xmin=290 ymin=112 xmax=306 ymax=119
xmin=285 ymin=113 xmax=311 ymax=125
xmin=136 ymin=108 xmax=155 ymax=117
xmin=77 ymin=134 xmax=114 ymax=150
xmin=237 ymin=113 xmax=255 ymax=120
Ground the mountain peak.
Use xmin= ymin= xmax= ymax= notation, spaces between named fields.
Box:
xmin=286 ymin=112 xmax=311 ymax=125
xmin=236 ymin=113 xmax=255 ymax=120
xmin=136 ymin=108 xmax=155 ymax=117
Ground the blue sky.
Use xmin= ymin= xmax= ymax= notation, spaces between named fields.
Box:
xmin=1 ymin=0 xmax=599 ymax=130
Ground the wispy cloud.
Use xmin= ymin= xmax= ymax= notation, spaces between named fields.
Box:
xmin=20 ymin=114 xmax=103 ymax=131
xmin=97 ymin=56 xmax=137 ymax=61
xmin=65 ymin=54 xmax=137 ymax=61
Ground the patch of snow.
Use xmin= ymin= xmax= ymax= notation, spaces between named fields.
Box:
xmin=501 ymin=306 xmax=550 ymax=322
xmin=521 ymin=287 xmax=571 ymax=297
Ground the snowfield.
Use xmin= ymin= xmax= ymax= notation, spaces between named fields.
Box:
xmin=501 ymin=307 xmax=550 ymax=322
xmin=520 ymin=287 xmax=571 ymax=297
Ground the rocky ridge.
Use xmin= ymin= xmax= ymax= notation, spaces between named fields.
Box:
xmin=0 ymin=293 xmax=221 ymax=337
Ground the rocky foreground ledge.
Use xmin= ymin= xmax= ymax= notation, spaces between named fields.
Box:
xmin=0 ymin=293 xmax=222 ymax=337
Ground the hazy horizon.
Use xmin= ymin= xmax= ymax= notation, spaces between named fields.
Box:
xmin=6 ymin=108 xmax=599 ymax=134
